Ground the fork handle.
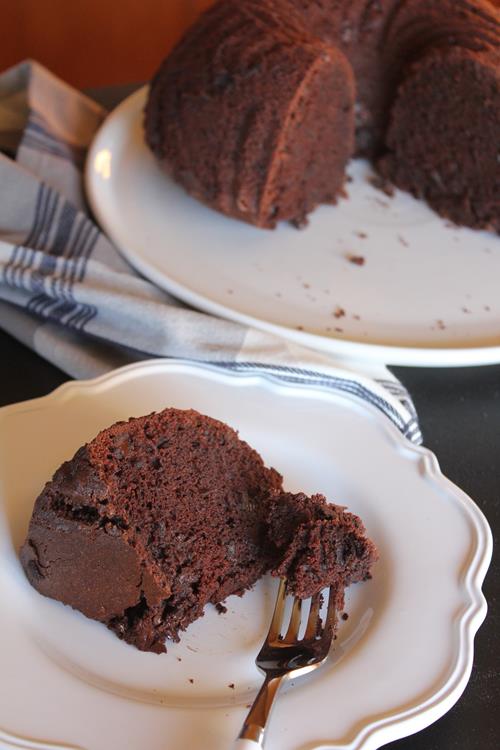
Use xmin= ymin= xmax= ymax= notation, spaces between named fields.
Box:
xmin=235 ymin=674 xmax=285 ymax=748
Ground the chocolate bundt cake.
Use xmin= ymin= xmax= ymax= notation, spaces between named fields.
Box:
xmin=20 ymin=408 xmax=377 ymax=654
xmin=144 ymin=0 xmax=499 ymax=233
xmin=145 ymin=0 xmax=355 ymax=228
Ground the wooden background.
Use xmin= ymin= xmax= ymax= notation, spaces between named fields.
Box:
xmin=1 ymin=0 xmax=216 ymax=88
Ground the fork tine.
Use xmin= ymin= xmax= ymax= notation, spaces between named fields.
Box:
xmin=283 ymin=596 xmax=303 ymax=643
xmin=304 ymin=591 xmax=322 ymax=640
xmin=322 ymin=585 xmax=338 ymax=640
xmin=267 ymin=577 xmax=287 ymax=641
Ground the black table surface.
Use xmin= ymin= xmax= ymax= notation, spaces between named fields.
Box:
xmin=1 ymin=85 xmax=499 ymax=750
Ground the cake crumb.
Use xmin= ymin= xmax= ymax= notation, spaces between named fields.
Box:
xmin=333 ymin=306 xmax=345 ymax=319
xmin=347 ymin=254 xmax=365 ymax=266
xmin=302 ymin=282 xmax=311 ymax=289
xmin=353 ymin=314 xmax=361 ymax=321
xmin=462 ymin=307 xmax=471 ymax=314
xmin=296 ymin=325 xmax=304 ymax=331
xmin=334 ymin=327 xmax=344 ymax=333
xmin=370 ymin=174 xmax=395 ymax=197
xmin=341 ymin=612 xmax=349 ymax=621
xmin=484 ymin=305 xmax=491 ymax=312
xmin=354 ymin=231 xmax=367 ymax=239
xmin=291 ymin=215 xmax=309 ymax=229
xmin=436 ymin=319 xmax=446 ymax=330
xmin=397 ymin=234 xmax=409 ymax=248
xmin=227 ymin=289 xmax=234 ymax=295
xmin=188 ymin=678 xmax=194 ymax=684
xmin=177 ymin=657 xmax=182 ymax=662
xmin=216 ymin=602 xmax=228 ymax=615
xmin=228 ymin=683 xmax=235 ymax=689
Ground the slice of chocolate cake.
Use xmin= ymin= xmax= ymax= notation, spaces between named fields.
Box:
xmin=20 ymin=408 xmax=377 ymax=653
xmin=144 ymin=0 xmax=355 ymax=229
xmin=20 ymin=409 xmax=283 ymax=653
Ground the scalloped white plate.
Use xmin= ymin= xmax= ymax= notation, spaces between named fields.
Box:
xmin=85 ymin=88 xmax=500 ymax=367
xmin=0 ymin=360 xmax=492 ymax=750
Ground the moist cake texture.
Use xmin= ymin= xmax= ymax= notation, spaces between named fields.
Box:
xmin=378 ymin=0 xmax=500 ymax=232
xmin=20 ymin=408 xmax=377 ymax=653
xmin=267 ymin=491 xmax=376 ymax=600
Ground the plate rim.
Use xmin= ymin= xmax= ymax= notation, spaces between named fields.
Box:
xmin=84 ymin=88 xmax=500 ymax=369
xmin=0 ymin=359 xmax=493 ymax=750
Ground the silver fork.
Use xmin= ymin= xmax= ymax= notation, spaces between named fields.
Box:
xmin=234 ymin=578 xmax=337 ymax=749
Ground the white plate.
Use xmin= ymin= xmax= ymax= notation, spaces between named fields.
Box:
xmin=0 ymin=360 xmax=492 ymax=750
xmin=85 ymin=88 xmax=500 ymax=368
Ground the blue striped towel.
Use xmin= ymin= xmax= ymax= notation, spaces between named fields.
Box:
xmin=0 ymin=61 xmax=421 ymax=444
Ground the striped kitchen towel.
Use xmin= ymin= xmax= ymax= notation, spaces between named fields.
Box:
xmin=0 ymin=61 xmax=421 ymax=444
